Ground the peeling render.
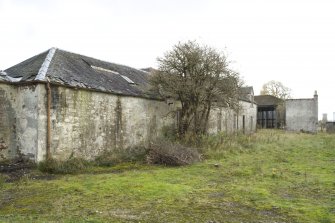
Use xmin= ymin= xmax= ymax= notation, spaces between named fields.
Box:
xmin=0 ymin=83 xmax=40 ymax=160
xmin=1 ymin=82 xmax=258 ymax=162
xmin=40 ymin=85 xmax=176 ymax=161
xmin=0 ymin=81 xmax=257 ymax=162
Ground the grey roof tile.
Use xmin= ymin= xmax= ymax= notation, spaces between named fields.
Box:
xmin=5 ymin=50 xmax=49 ymax=81
xmin=254 ymin=95 xmax=282 ymax=106
xmin=5 ymin=48 xmax=157 ymax=99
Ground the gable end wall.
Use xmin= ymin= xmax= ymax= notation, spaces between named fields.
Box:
xmin=285 ymin=98 xmax=318 ymax=133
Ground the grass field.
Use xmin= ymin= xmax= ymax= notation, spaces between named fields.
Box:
xmin=0 ymin=130 xmax=334 ymax=222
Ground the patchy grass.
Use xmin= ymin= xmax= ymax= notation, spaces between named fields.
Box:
xmin=0 ymin=130 xmax=334 ymax=222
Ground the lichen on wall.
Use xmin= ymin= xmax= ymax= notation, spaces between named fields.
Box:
xmin=44 ymin=85 xmax=175 ymax=161
xmin=1 ymin=82 xmax=257 ymax=163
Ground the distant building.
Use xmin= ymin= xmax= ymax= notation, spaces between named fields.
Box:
xmin=326 ymin=122 xmax=335 ymax=133
xmin=285 ymin=91 xmax=318 ymax=133
xmin=322 ymin=113 xmax=328 ymax=123
xmin=254 ymin=95 xmax=284 ymax=128
xmin=325 ymin=113 xmax=335 ymax=133
xmin=255 ymin=91 xmax=319 ymax=133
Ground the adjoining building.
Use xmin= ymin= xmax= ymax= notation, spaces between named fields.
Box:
xmin=254 ymin=95 xmax=284 ymax=129
xmin=326 ymin=122 xmax=335 ymax=133
xmin=0 ymin=48 xmax=256 ymax=162
xmin=325 ymin=112 xmax=335 ymax=133
xmin=285 ymin=91 xmax=318 ymax=133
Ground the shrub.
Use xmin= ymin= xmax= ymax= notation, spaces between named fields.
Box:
xmin=38 ymin=158 xmax=90 ymax=174
xmin=95 ymin=151 xmax=121 ymax=167
xmin=147 ymin=140 xmax=201 ymax=166
xmin=0 ymin=174 xmax=5 ymax=188
xmin=161 ymin=125 xmax=178 ymax=141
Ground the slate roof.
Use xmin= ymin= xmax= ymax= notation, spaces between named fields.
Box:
xmin=140 ymin=67 xmax=157 ymax=73
xmin=254 ymin=95 xmax=282 ymax=107
xmin=4 ymin=48 xmax=156 ymax=98
xmin=4 ymin=51 xmax=49 ymax=81
xmin=239 ymin=86 xmax=254 ymax=95
xmin=239 ymin=86 xmax=254 ymax=103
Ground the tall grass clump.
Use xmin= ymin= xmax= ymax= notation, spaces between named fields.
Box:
xmin=201 ymin=130 xmax=284 ymax=159
xmin=0 ymin=174 xmax=5 ymax=188
xmin=95 ymin=146 xmax=148 ymax=166
xmin=38 ymin=157 xmax=90 ymax=174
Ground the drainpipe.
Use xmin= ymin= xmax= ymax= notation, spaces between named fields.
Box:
xmin=46 ymin=79 xmax=51 ymax=160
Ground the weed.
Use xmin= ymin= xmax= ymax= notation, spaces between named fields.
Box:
xmin=38 ymin=158 xmax=90 ymax=174
xmin=161 ymin=125 xmax=178 ymax=141
xmin=0 ymin=174 xmax=5 ymax=188
xmin=95 ymin=146 xmax=147 ymax=166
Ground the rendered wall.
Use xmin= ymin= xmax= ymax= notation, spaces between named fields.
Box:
xmin=285 ymin=95 xmax=318 ymax=133
xmin=207 ymin=100 xmax=257 ymax=134
xmin=1 ymin=82 xmax=256 ymax=162
xmin=0 ymin=83 xmax=42 ymax=161
xmin=44 ymin=85 xmax=175 ymax=161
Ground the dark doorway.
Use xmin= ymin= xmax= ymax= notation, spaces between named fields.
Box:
xmin=257 ymin=107 xmax=276 ymax=128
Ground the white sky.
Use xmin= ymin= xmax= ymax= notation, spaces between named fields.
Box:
xmin=0 ymin=0 xmax=334 ymax=120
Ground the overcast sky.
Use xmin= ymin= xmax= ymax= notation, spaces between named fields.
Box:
xmin=1 ymin=0 xmax=334 ymax=120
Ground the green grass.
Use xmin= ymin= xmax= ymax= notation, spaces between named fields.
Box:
xmin=0 ymin=130 xmax=334 ymax=222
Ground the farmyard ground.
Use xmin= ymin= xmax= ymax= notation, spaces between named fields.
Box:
xmin=0 ymin=130 xmax=334 ymax=222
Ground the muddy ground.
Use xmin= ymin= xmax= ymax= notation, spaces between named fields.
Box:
xmin=0 ymin=160 xmax=55 ymax=182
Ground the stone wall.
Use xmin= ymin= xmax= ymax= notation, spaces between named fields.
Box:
xmin=207 ymin=100 xmax=257 ymax=134
xmin=0 ymin=83 xmax=176 ymax=162
xmin=285 ymin=93 xmax=318 ymax=133
xmin=41 ymin=85 xmax=176 ymax=161
xmin=1 ymin=82 xmax=257 ymax=162
xmin=0 ymin=83 xmax=42 ymax=161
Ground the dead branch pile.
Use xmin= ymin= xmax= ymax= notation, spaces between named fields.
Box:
xmin=147 ymin=140 xmax=201 ymax=166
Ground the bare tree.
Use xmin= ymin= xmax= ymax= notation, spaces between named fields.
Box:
xmin=150 ymin=41 xmax=241 ymax=137
xmin=260 ymin=80 xmax=291 ymax=99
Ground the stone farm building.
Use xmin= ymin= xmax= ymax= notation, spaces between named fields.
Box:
xmin=0 ymin=48 xmax=257 ymax=162
xmin=285 ymin=92 xmax=318 ymax=133
xmin=254 ymin=95 xmax=284 ymax=129
xmin=255 ymin=92 xmax=318 ymax=133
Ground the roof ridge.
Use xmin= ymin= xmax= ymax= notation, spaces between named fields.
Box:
xmin=35 ymin=47 xmax=57 ymax=81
